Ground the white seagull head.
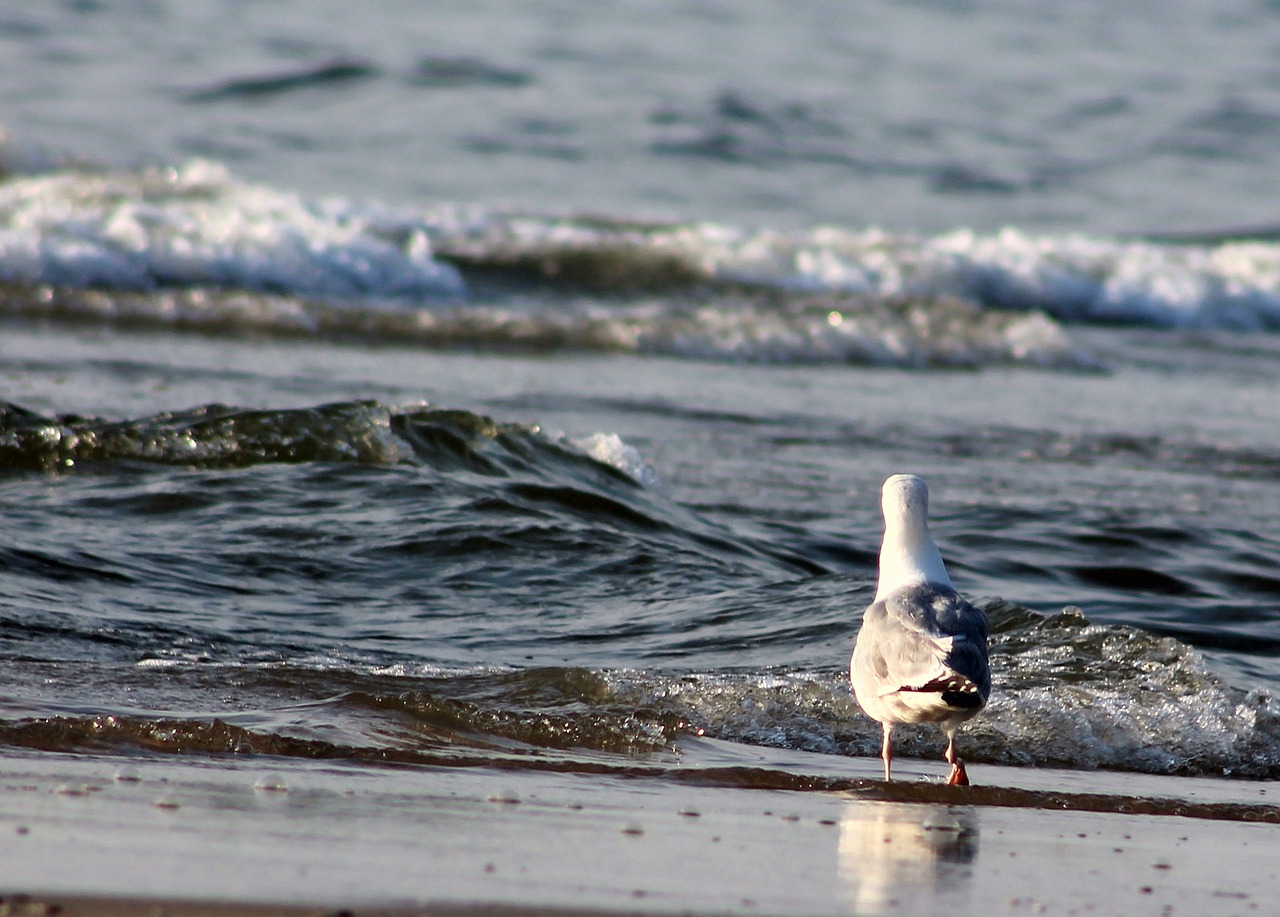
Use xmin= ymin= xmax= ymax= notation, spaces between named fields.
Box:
xmin=874 ymin=473 xmax=953 ymax=601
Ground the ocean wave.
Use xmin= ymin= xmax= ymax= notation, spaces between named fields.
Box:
xmin=2 ymin=156 xmax=1280 ymax=369
xmin=183 ymin=57 xmax=380 ymax=103
xmin=0 ymin=159 xmax=464 ymax=300
xmin=3 ymin=605 xmax=1275 ymax=780
xmin=0 ymin=399 xmax=662 ymax=487
xmin=574 ymin=607 xmax=1280 ymax=779
xmin=0 ymin=399 xmax=410 ymax=471
xmin=414 ymin=602 xmax=1280 ymax=779
xmin=0 ymin=282 xmax=1093 ymax=370
xmin=428 ymin=212 xmax=1280 ymax=331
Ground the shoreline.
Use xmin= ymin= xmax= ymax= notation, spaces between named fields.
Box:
xmin=0 ymin=747 xmax=1275 ymax=916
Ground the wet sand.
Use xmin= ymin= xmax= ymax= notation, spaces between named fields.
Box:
xmin=0 ymin=745 xmax=1275 ymax=916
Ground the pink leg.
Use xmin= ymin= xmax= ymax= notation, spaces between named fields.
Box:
xmin=881 ymin=723 xmax=893 ymax=781
xmin=944 ymin=730 xmax=969 ymax=787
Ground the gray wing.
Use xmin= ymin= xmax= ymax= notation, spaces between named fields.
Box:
xmin=854 ymin=583 xmax=990 ymax=703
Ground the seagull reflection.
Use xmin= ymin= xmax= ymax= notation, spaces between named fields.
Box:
xmin=837 ymin=800 xmax=978 ymax=915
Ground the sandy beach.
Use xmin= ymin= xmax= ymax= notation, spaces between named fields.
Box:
xmin=0 ymin=744 xmax=1274 ymax=917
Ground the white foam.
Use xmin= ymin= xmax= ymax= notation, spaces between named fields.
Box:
xmin=0 ymin=160 xmax=465 ymax=301
xmin=9 ymin=159 xmax=1280 ymax=337
xmin=569 ymin=432 xmax=660 ymax=488
xmin=419 ymin=205 xmax=1280 ymax=330
xmin=632 ymin=297 xmax=1091 ymax=369
xmin=757 ymin=226 xmax=1280 ymax=331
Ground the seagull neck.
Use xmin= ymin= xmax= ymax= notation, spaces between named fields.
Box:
xmin=874 ymin=524 xmax=952 ymax=601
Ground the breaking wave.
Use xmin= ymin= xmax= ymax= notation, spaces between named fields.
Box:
xmin=1 ymin=604 xmax=1277 ymax=781
xmin=3 ymin=157 xmax=1280 ymax=370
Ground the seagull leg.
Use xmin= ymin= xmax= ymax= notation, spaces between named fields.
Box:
xmin=943 ymin=728 xmax=969 ymax=787
xmin=881 ymin=723 xmax=893 ymax=781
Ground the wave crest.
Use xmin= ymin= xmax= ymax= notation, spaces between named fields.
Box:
xmin=0 ymin=159 xmax=464 ymax=300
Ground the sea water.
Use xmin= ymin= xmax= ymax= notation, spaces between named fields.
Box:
xmin=1 ymin=1 xmax=1280 ymax=793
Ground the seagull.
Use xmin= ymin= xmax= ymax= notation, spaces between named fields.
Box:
xmin=850 ymin=474 xmax=990 ymax=786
